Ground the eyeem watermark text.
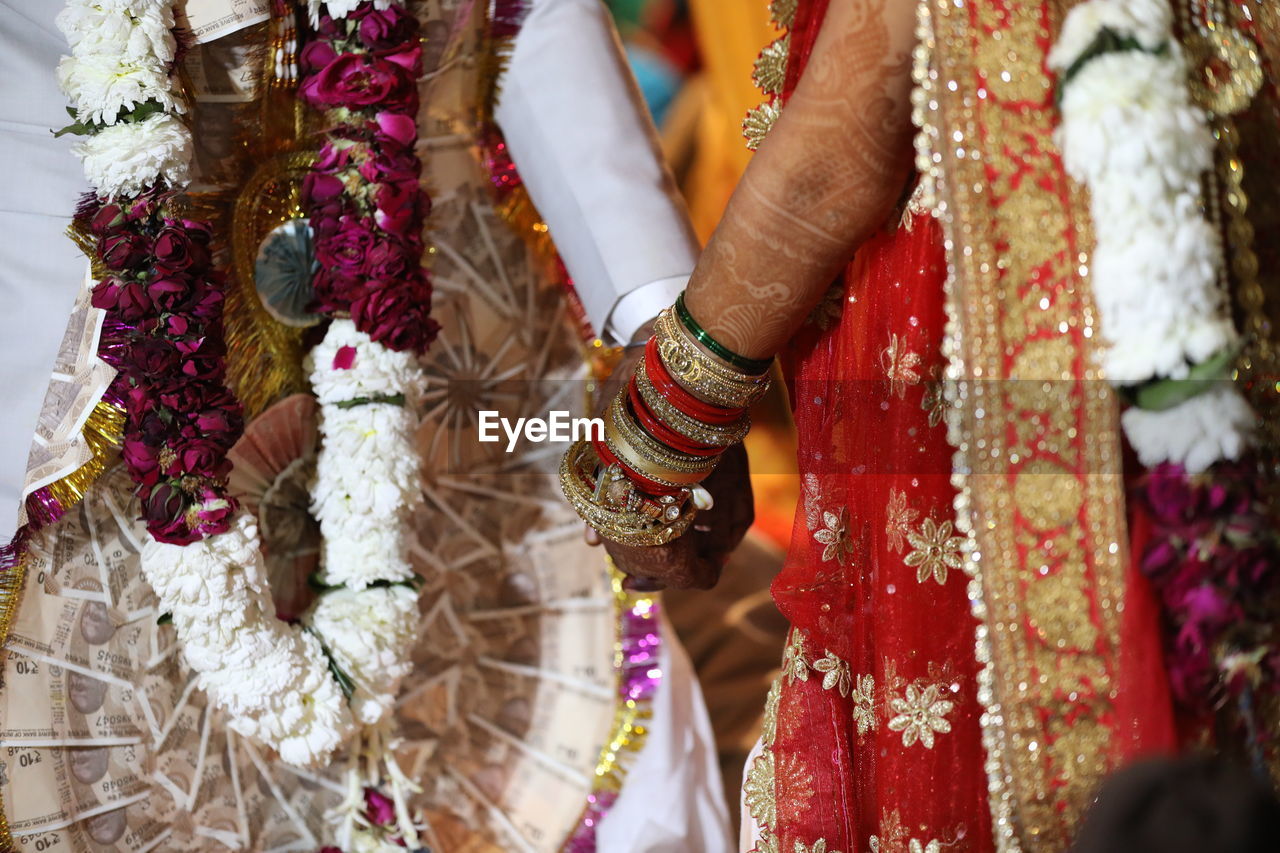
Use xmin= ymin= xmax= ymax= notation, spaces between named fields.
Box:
xmin=478 ymin=411 xmax=604 ymax=452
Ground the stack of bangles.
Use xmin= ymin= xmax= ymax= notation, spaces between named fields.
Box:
xmin=560 ymin=294 xmax=773 ymax=546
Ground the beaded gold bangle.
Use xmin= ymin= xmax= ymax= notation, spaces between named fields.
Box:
xmin=654 ymin=310 xmax=772 ymax=409
xmin=560 ymin=441 xmax=696 ymax=547
xmin=634 ymin=360 xmax=752 ymax=447
xmin=604 ymin=395 xmax=719 ymax=487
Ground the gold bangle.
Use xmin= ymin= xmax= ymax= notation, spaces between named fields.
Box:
xmin=559 ymin=441 xmax=696 ymax=547
xmin=654 ymin=310 xmax=772 ymax=408
xmin=635 ymin=360 xmax=752 ymax=447
xmin=604 ymin=395 xmax=719 ymax=487
xmin=657 ymin=307 xmax=772 ymax=382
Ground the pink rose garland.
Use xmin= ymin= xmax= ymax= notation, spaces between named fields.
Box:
xmin=78 ymin=189 xmax=244 ymax=545
xmin=300 ymin=1 xmax=438 ymax=354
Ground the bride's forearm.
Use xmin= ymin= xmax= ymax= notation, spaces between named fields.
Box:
xmin=684 ymin=0 xmax=917 ymax=360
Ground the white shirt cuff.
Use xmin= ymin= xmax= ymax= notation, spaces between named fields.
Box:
xmin=604 ymin=274 xmax=689 ymax=344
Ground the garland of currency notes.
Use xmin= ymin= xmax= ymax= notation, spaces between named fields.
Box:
xmin=55 ymin=7 xmax=430 ymax=848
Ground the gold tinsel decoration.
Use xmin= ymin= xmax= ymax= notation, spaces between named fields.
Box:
xmin=44 ymin=400 xmax=126 ymax=512
xmin=585 ymin=564 xmax=657 ymax=798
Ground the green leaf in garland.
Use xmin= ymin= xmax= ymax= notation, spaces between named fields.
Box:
xmin=1127 ymin=347 xmax=1238 ymax=412
xmin=1055 ymin=27 xmax=1170 ymax=108
xmin=52 ymin=100 xmax=167 ymax=138
xmin=333 ymin=392 xmax=407 ymax=410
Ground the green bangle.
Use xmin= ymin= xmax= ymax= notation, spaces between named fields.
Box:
xmin=674 ymin=293 xmax=774 ymax=374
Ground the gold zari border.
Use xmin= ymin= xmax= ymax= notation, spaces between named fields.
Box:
xmin=929 ymin=1 xmax=1128 ymax=849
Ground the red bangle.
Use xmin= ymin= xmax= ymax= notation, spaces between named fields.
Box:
xmin=645 ymin=338 xmax=745 ymax=425
xmin=591 ymin=436 xmax=684 ymax=497
xmin=628 ymin=380 xmax=724 ymax=456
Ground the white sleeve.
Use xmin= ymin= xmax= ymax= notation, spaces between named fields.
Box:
xmin=493 ymin=0 xmax=699 ymax=344
xmin=0 ymin=0 xmax=92 ymax=542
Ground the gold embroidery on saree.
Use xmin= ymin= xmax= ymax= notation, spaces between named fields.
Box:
xmin=887 ymin=681 xmax=955 ymax=749
xmin=813 ymin=506 xmax=855 ymax=565
xmin=852 ymin=673 xmax=877 ymax=734
xmin=885 ymin=488 xmax=918 ymax=554
xmin=869 ymin=807 xmax=962 ymax=853
xmin=792 ymin=840 xmax=841 ymax=853
xmin=881 ymin=333 xmax=923 ymax=399
xmin=904 ymin=517 xmax=964 ymax=586
xmin=928 ymin=0 xmax=1129 ymax=847
xmin=812 ymin=650 xmax=853 ymax=697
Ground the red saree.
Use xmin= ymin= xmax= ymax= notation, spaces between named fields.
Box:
xmin=745 ymin=3 xmax=1181 ymax=851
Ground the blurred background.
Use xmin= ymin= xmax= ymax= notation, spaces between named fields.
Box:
xmin=601 ymin=0 xmax=799 ymax=823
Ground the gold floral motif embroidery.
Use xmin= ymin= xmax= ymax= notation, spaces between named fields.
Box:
xmin=870 ymin=837 xmax=942 ymax=853
xmin=885 ymin=488 xmax=919 ymax=554
xmin=904 ymin=517 xmax=965 ymax=585
xmin=761 ymin=675 xmax=781 ymax=745
xmin=744 ymin=746 xmax=777 ymax=828
xmin=747 ymin=675 xmax=783 ymax=853
xmin=782 ymin=631 xmax=812 ymax=683
xmin=769 ymin=0 xmax=796 ymax=29
xmin=852 ymin=673 xmax=876 ymax=734
xmin=813 ymin=650 xmax=852 ymax=697
xmin=743 ymin=101 xmax=781 ymax=151
xmin=814 ymin=506 xmax=855 ymax=565
xmin=753 ymin=35 xmax=790 ymax=95
xmin=802 ymin=473 xmax=823 ymax=530
xmin=868 ymin=809 xmax=947 ymax=853
xmin=881 ymin=333 xmax=922 ymax=399
xmin=888 ymin=682 xmax=954 ymax=749
xmin=777 ymin=752 xmax=816 ymax=824
xmin=793 ymin=840 xmax=841 ymax=853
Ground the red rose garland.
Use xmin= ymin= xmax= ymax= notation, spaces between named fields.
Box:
xmin=77 ymin=190 xmax=244 ymax=546
xmin=299 ymin=2 xmax=438 ymax=354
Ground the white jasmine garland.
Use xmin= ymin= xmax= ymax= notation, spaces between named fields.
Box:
xmin=310 ymin=586 xmax=420 ymax=724
xmin=139 ymin=323 xmax=425 ymax=765
xmin=73 ymin=113 xmax=192 ymax=198
xmin=309 ymin=320 xmax=424 ymax=721
xmin=1047 ymin=0 xmax=1172 ymax=73
xmin=1051 ymin=0 xmax=1255 ymax=469
xmin=141 ymin=514 xmax=356 ymax=767
xmin=1122 ymin=384 xmax=1254 ymax=475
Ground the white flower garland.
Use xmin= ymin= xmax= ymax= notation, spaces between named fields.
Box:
xmin=1050 ymin=0 xmax=1254 ymax=472
xmin=308 ymin=320 xmax=424 ymax=729
xmin=142 ymin=321 xmax=424 ymax=768
xmin=56 ymin=0 xmax=190 ymax=197
xmin=59 ymin=0 xmax=426 ymax=776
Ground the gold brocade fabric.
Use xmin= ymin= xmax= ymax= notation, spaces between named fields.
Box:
xmin=926 ymin=1 xmax=1131 ymax=849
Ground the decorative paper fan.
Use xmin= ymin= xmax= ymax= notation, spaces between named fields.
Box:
xmin=254 ymin=219 xmax=322 ymax=328
xmin=227 ymin=393 xmax=320 ymax=621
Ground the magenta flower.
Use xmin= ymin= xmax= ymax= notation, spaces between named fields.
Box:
xmin=364 ymin=787 xmax=396 ymax=826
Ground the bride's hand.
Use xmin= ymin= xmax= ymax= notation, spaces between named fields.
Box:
xmin=585 ymin=443 xmax=753 ymax=591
